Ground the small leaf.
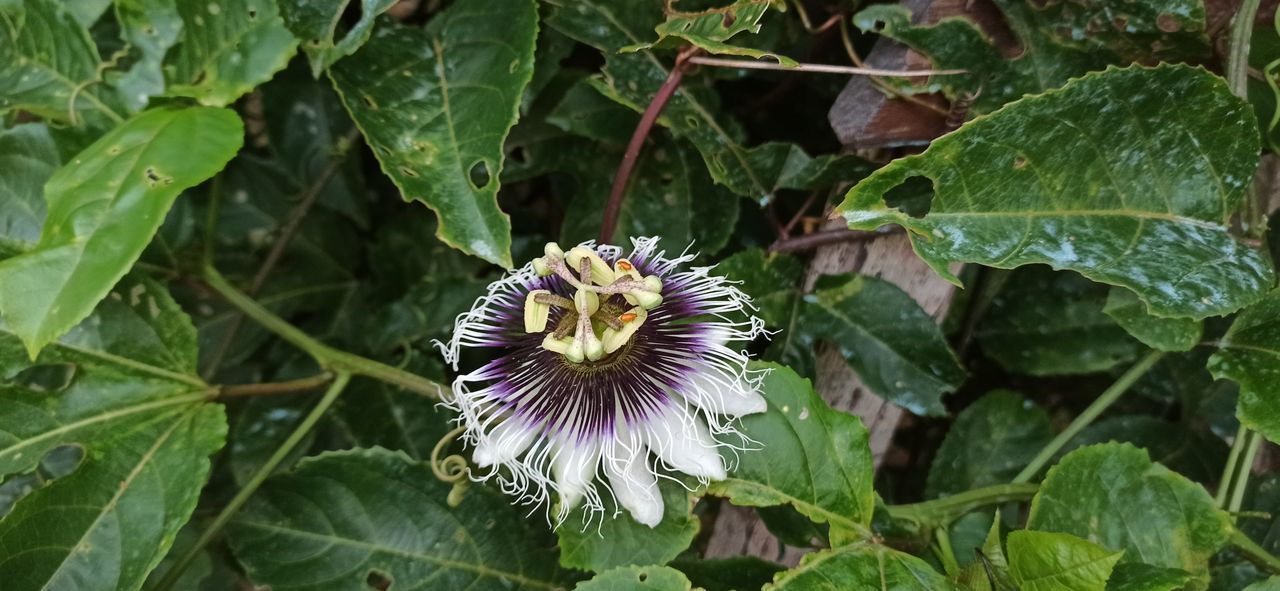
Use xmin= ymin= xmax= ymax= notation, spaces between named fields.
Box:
xmin=329 ymin=0 xmax=539 ymax=267
xmin=1105 ymin=563 xmax=1192 ymax=591
xmin=835 ymin=64 xmax=1273 ymax=320
xmin=764 ymin=543 xmax=954 ymax=590
xmin=926 ymin=390 xmax=1052 ymax=498
xmin=164 ymin=0 xmax=299 ymax=106
xmin=707 ymin=362 xmax=875 ymax=543
xmin=228 ymin=447 xmax=572 ymax=590
xmin=557 ymin=480 xmax=698 ymax=573
xmin=791 ymin=275 xmax=965 ymax=416
xmin=1208 ymin=289 xmax=1280 ymax=445
xmin=278 ymin=0 xmax=397 ymax=77
xmin=623 ymin=0 xmax=797 ymax=66
xmin=0 ymin=106 xmax=243 ymax=357
xmin=1006 ymin=530 xmax=1122 ymax=591
xmin=1027 ymin=443 xmax=1231 ymax=586
xmin=577 ymin=565 xmax=692 ymax=591
xmin=1103 ymin=287 xmax=1201 ymax=352
xmin=0 ymin=0 xmax=119 ymax=126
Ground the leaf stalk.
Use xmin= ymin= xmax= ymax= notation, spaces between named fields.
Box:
xmin=885 ymin=483 xmax=1039 ymax=528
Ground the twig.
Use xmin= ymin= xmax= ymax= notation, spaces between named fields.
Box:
xmin=782 ymin=191 xmax=822 ymax=236
xmin=768 ymin=227 xmax=897 ymax=253
xmin=217 ymin=372 xmax=335 ymax=398
xmin=789 ymin=0 xmax=840 ymax=34
xmin=838 ymin=16 xmax=951 ymax=117
xmin=686 ymin=55 xmax=965 ymax=77
xmin=599 ymin=47 xmax=700 ymax=244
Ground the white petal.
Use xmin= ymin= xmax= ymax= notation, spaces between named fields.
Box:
xmin=645 ymin=407 xmax=726 ymax=480
xmin=472 ymin=419 xmax=537 ymax=467
xmin=682 ymin=369 xmax=767 ymax=417
xmin=603 ymin=443 xmax=663 ymax=528
xmin=552 ymin=437 xmax=602 ymax=511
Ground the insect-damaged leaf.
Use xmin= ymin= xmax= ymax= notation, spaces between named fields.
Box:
xmin=1209 ymin=288 xmax=1280 ymax=445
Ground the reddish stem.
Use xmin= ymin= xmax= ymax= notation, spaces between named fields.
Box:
xmin=768 ymin=227 xmax=898 ymax=253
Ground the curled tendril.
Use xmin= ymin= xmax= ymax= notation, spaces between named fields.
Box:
xmin=431 ymin=425 xmax=471 ymax=507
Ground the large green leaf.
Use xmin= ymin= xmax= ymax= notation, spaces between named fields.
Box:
xmin=0 ymin=106 xmax=243 ymax=357
xmin=707 ymin=363 xmax=875 ymax=544
xmin=228 ymin=447 xmax=572 ymax=590
xmin=0 ymin=0 xmax=119 ymax=126
xmin=0 ymin=275 xmax=226 ymax=591
xmin=1103 ymin=287 xmax=1201 ymax=352
xmin=835 ymin=64 xmax=1272 ymax=320
xmin=764 ymin=543 xmax=954 ymax=590
xmin=1244 ymin=579 xmax=1280 ymax=591
xmin=0 ymin=123 xmax=59 ymax=244
xmin=1208 ymin=289 xmax=1280 ymax=445
xmin=163 ymin=0 xmax=299 ymax=106
xmin=790 ymin=275 xmax=965 ymax=416
xmin=1058 ymin=416 xmax=1228 ymax=484
xmin=1027 ymin=443 xmax=1231 ymax=585
xmin=577 ymin=566 xmax=692 ymax=591
xmin=1006 ymin=530 xmax=1122 ymax=591
xmin=329 ymin=0 xmax=538 ymax=268
xmin=557 ymin=480 xmax=698 ymax=573
xmin=278 ymin=0 xmax=397 ymax=77
xmin=975 ymin=267 xmax=1142 ymax=376
xmin=926 ymin=390 xmax=1052 ymax=498
xmin=112 ymin=0 xmax=183 ymax=112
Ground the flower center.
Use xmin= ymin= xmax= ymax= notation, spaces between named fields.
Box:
xmin=524 ymin=242 xmax=664 ymax=364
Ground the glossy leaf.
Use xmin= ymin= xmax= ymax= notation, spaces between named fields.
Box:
xmin=764 ymin=543 xmax=954 ymax=590
xmin=0 ymin=123 xmax=59 ymax=244
xmin=1103 ymin=287 xmax=1201 ymax=352
xmin=577 ymin=565 xmax=692 ymax=591
xmin=1105 ymin=563 xmax=1192 ymax=591
xmin=164 ymin=0 xmax=298 ymax=106
xmin=1244 ymin=579 xmax=1280 ymax=591
xmin=791 ymin=275 xmax=965 ymax=416
xmin=975 ymin=267 xmax=1143 ymax=376
xmin=0 ymin=0 xmax=119 ymax=125
xmin=228 ymin=447 xmax=571 ymax=590
xmin=329 ymin=0 xmax=538 ymax=268
xmin=0 ymin=106 xmax=243 ymax=357
xmin=1208 ymin=289 xmax=1280 ymax=445
xmin=624 ymin=0 xmax=796 ymax=66
xmin=707 ymin=363 xmax=875 ymax=543
xmin=0 ymin=275 xmax=226 ymax=591
xmin=278 ymin=0 xmax=396 ymax=76
xmin=557 ymin=480 xmax=698 ymax=573
xmin=1058 ymin=416 xmax=1228 ymax=484
xmin=1006 ymin=530 xmax=1122 ymax=591
xmin=1027 ymin=443 xmax=1231 ymax=585
xmin=926 ymin=390 xmax=1052 ymax=498
xmin=835 ymin=64 xmax=1272 ymax=320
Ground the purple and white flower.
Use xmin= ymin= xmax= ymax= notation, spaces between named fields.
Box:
xmin=440 ymin=237 xmax=768 ymax=527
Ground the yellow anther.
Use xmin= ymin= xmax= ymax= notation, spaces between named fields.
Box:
xmin=614 ymin=258 xmax=642 ymax=281
xmin=574 ymin=289 xmax=600 ymax=316
xmin=567 ymin=247 xmax=617 ymax=286
xmin=566 ymin=339 xmax=586 ymax=363
xmin=642 ymin=275 xmax=662 ymax=292
xmin=603 ymin=307 xmax=647 ymax=354
xmin=629 ymin=290 xmax=663 ymax=310
xmin=532 ymin=257 xmax=552 ymax=276
xmin=542 ymin=334 xmax=573 ymax=354
xmin=544 ymin=242 xmax=565 ymax=259
xmin=524 ymin=290 xmax=552 ymax=333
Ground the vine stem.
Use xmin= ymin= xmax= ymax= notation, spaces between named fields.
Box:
xmin=685 ymin=55 xmax=965 ymax=77
xmin=1226 ymin=0 xmax=1267 ymax=237
xmin=1218 ymin=423 xmax=1251 ymax=506
xmin=150 ymin=372 xmax=352 ymax=591
xmin=768 ymin=226 xmax=898 ymax=252
xmin=1012 ymin=351 xmax=1165 ymax=484
xmin=885 ymin=483 xmax=1039 ymax=528
xmin=202 ymin=265 xmax=444 ymax=400
xmin=1230 ymin=430 xmax=1264 ymax=513
xmin=599 ymin=47 xmax=699 ymax=244
xmin=1231 ymin=527 xmax=1280 ymax=575
xmin=217 ymin=372 xmax=334 ymax=398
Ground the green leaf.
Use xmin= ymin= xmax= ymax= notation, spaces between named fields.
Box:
xmin=1103 ymin=287 xmax=1201 ymax=352
xmin=707 ymin=362 xmax=875 ymax=543
xmin=228 ymin=447 xmax=572 ymax=590
xmin=853 ymin=0 xmax=1209 ymax=113
xmin=278 ymin=0 xmax=396 ymax=77
xmin=557 ymin=479 xmax=698 ymax=573
xmin=0 ymin=123 xmax=60 ymax=244
xmin=1027 ymin=443 xmax=1231 ymax=585
xmin=765 ymin=543 xmax=954 ymax=590
xmin=0 ymin=106 xmax=243 ymax=357
xmin=1105 ymin=563 xmax=1192 ymax=591
xmin=1006 ymin=530 xmax=1122 ymax=591
xmin=671 ymin=556 xmax=785 ymax=591
xmin=0 ymin=275 xmax=226 ymax=591
xmin=577 ymin=565 xmax=692 ymax=591
xmin=163 ymin=0 xmax=299 ymax=106
xmin=926 ymin=390 xmax=1052 ymax=498
xmin=0 ymin=0 xmax=120 ymax=126
xmin=975 ymin=267 xmax=1143 ymax=376
xmin=1208 ymin=289 xmax=1280 ymax=445
xmin=714 ymin=249 xmax=803 ymax=327
xmin=835 ymin=64 xmax=1273 ymax=320
xmin=112 ymin=0 xmax=183 ymax=112
xmin=623 ymin=0 xmax=797 ymax=66
xmin=1244 ymin=579 xmax=1280 ymax=591
xmin=791 ymin=275 xmax=965 ymax=416
xmin=1058 ymin=416 xmax=1228 ymax=484
xmin=329 ymin=0 xmax=539 ymax=268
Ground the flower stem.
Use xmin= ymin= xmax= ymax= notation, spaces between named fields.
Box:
xmin=1227 ymin=0 xmax=1262 ymax=98
xmin=1230 ymin=430 xmax=1264 ymax=513
xmin=1012 ymin=351 xmax=1165 ymax=484
xmin=150 ymin=372 xmax=351 ymax=591
xmin=1218 ymin=423 xmax=1251 ymax=506
xmin=1230 ymin=527 xmax=1280 ymax=575
xmin=886 ymin=483 xmax=1039 ymax=528
xmin=934 ymin=527 xmax=961 ymax=576
xmin=202 ymin=264 xmax=444 ymax=400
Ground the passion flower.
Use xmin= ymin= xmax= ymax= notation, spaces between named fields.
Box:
xmin=440 ymin=237 xmax=768 ymax=527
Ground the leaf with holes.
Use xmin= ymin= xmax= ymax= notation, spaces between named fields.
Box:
xmin=765 ymin=542 xmax=954 ymax=590
xmin=707 ymin=363 xmax=875 ymax=545
xmin=278 ymin=0 xmax=397 ymax=77
xmin=227 ymin=447 xmax=573 ymax=590
xmin=1209 ymin=288 xmax=1280 ymax=445
xmin=835 ymin=64 xmax=1273 ymax=320
xmin=112 ymin=0 xmax=183 ymax=112
xmin=164 ymin=0 xmax=299 ymax=106
xmin=0 ymin=106 xmax=242 ymax=358
xmin=329 ymin=0 xmax=537 ymax=268
xmin=577 ymin=565 xmax=693 ymax=591
xmin=623 ymin=0 xmax=796 ymax=66
xmin=0 ymin=275 xmax=226 ymax=591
